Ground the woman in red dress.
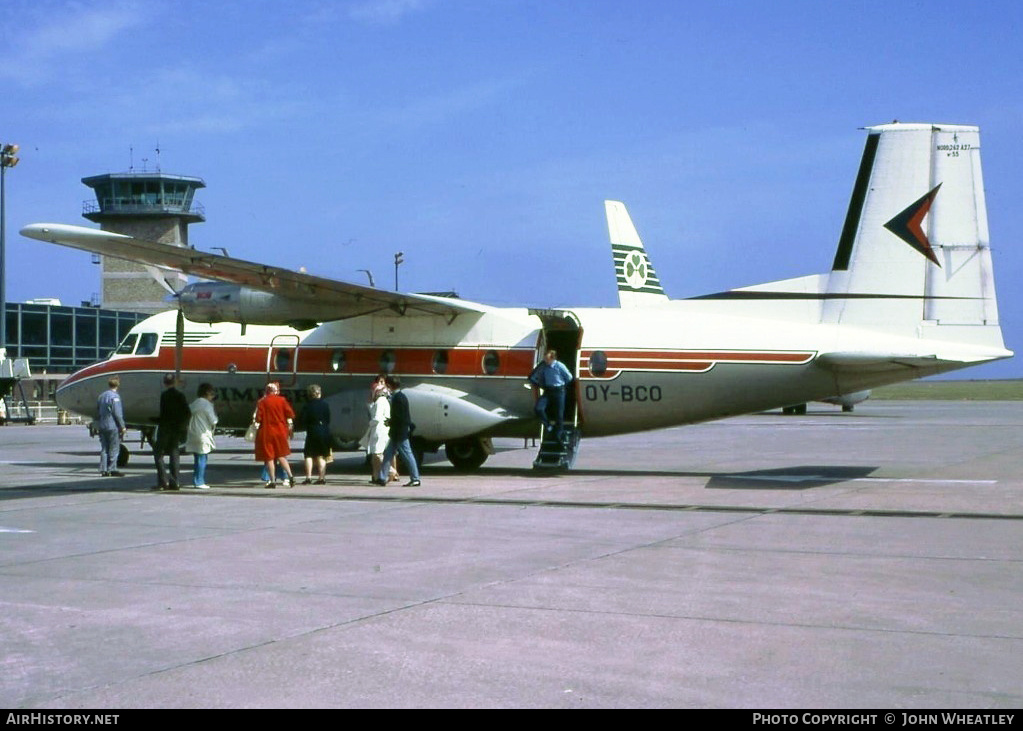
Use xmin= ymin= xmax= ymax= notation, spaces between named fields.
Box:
xmin=254 ymin=382 xmax=296 ymax=488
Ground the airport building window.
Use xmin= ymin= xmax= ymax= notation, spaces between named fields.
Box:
xmin=50 ymin=313 xmax=73 ymax=346
xmin=432 ymin=350 xmax=448 ymax=374
xmin=589 ymin=350 xmax=607 ymax=377
xmin=76 ymin=314 xmax=97 ymax=349
xmin=482 ymin=350 xmax=500 ymax=375
xmin=2 ymin=302 xmax=149 ymax=373
xmin=5 ymin=310 xmax=17 ymax=343
xmin=330 ymin=349 xmax=346 ymax=372
xmin=21 ymin=312 xmax=47 ymax=345
xmin=49 ymin=346 xmax=73 ymax=368
xmin=100 ymin=317 xmax=119 ymax=349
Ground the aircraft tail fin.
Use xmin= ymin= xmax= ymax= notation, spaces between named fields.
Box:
xmin=605 ymin=200 xmax=668 ymax=307
xmin=822 ymin=123 xmax=1006 ymax=354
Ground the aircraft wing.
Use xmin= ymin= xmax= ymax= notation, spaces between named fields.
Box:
xmin=21 ymin=223 xmax=485 ymax=321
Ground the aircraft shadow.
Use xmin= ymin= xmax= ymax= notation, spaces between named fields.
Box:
xmin=752 ymin=410 xmax=899 ymax=419
xmin=456 ymin=464 xmax=879 ymax=490
xmin=2 ymin=453 xmax=878 ymax=501
xmin=701 ymin=465 xmax=878 ymax=490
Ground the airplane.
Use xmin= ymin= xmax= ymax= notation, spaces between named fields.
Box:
xmin=21 ymin=122 xmax=1013 ymax=471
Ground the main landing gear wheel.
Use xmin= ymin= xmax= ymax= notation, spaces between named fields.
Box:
xmin=444 ymin=438 xmax=489 ymax=471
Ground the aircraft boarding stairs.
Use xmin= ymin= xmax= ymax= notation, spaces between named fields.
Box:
xmin=0 ymin=351 xmax=35 ymax=425
xmin=532 ymin=425 xmax=581 ymax=470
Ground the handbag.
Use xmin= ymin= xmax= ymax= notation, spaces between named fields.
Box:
xmin=244 ymin=422 xmax=258 ymax=442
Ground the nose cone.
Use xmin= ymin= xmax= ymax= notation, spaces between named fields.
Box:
xmin=55 ymin=375 xmax=99 ymax=419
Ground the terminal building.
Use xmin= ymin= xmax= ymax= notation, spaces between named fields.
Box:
xmin=1 ymin=169 xmax=205 ymax=419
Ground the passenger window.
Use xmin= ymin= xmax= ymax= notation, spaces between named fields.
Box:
xmin=482 ymin=350 xmax=500 ymax=375
xmin=432 ymin=350 xmax=448 ymax=374
xmin=589 ymin=350 xmax=607 ymax=377
xmin=135 ymin=333 xmax=159 ymax=355
xmin=115 ymin=334 xmax=138 ymax=355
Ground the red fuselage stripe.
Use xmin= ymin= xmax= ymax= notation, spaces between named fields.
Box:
xmin=63 ymin=345 xmax=815 ymax=385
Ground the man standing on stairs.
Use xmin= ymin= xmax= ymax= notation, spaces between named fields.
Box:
xmin=530 ymin=349 xmax=574 ymax=440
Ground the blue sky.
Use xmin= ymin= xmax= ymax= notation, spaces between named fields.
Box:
xmin=3 ymin=0 xmax=1021 ymax=377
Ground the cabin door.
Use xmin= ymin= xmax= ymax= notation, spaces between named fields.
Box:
xmin=266 ymin=334 xmax=301 ymax=388
xmin=529 ymin=309 xmax=583 ymax=428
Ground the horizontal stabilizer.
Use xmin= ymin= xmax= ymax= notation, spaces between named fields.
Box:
xmin=817 ymin=352 xmax=940 ymax=370
xmin=817 ymin=345 xmax=1012 ymax=371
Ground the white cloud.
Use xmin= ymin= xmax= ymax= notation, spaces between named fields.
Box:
xmin=347 ymin=0 xmax=431 ymax=25
xmin=0 ymin=2 xmax=147 ymax=85
xmin=61 ymin=64 xmax=313 ymax=137
xmin=358 ymin=76 xmax=523 ymax=132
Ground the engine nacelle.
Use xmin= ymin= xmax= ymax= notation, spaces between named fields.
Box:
xmin=177 ymin=282 xmax=334 ymax=329
xmin=403 ymin=383 xmax=521 ymax=441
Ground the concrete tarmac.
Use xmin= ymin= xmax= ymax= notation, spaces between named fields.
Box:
xmin=1 ymin=401 xmax=1022 ymax=708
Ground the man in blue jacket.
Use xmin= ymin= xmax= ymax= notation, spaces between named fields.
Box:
xmin=530 ymin=349 xmax=574 ymax=439
xmin=96 ymin=376 xmax=127 ymax=477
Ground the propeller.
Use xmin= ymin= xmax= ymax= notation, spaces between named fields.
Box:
xmin=174 ymin=307 xmax=184 ymax=382
xmin=144 ymin=264 xmax=181 ymax=295
xmin=149 ymin=266 xmax=187 ymax=384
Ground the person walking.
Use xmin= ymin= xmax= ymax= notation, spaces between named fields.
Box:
xmin=96 ymin=376 xmax=126 ymax=477
xmin=185 ymin=383 xmax=218 ymax=489
xmin=373 ymin=376 xmax=420 ymax=487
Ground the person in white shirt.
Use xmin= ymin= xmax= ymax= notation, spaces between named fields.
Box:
xmin=185 ymin=383 xmax=218 ymax=489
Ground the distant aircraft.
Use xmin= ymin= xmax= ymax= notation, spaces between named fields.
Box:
xmin=22 ymin=123 xmax=1012 ymax=470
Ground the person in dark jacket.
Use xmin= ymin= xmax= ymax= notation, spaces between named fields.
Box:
xmin=299 ymin=384 xmax=331 ymax=484
xmin=373 ymin=376 xmax=420 ymax=487
xmin=153 ymin=373 xmax=190 ymax=490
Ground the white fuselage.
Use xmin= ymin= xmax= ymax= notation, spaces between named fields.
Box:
xmin=56 ymin=302 xmax=982 ymax=444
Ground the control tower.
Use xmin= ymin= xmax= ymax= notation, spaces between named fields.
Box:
xmin=81 ymin=172 xmax=205 ymax=313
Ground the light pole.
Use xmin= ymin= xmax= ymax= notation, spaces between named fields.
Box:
xmin=0 ymin=143 xmax=20 ymax=349
xmin=394 ymin=251 xmax=403 ymax=291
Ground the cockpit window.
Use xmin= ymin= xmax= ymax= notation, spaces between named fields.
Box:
xmin=115 ymin=334 xmax=138 ymax=355
xmin=136 ymin=333 xmax=159 ymax=355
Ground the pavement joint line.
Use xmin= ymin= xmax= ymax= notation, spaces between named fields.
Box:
xmin=129 ymin=490 xmax=1023 ymax=521
xmin=449 ymin=599 xmax=1023 ymax=644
